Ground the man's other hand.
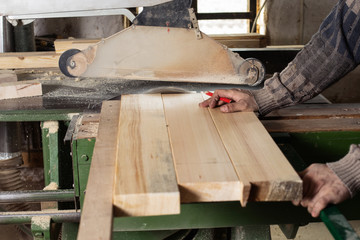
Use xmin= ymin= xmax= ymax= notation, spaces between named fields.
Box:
xmin=293 ymin=164 xmax=351 ymax=218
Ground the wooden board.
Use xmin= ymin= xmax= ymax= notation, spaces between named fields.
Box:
xmin=162 ymin=94 xmax=244 ymax=204
xmin=207 ymin=106 xmax=302 ymax=202
xmin=77 ymin=101 xmax=120 ymax=240
xmin=210 ymin=33 xmax=267 ymax=48
xmin=265 ymin=103 xmax=360 ymax=120
xmin=113 ymin=94 xmax=180 ymax=216
xmin=262 ymin=118 xmax=360 ymax=133
xmin=0 ymin=52 xmax=59 ymax=69
xmin=54 ymin=39 xmax=100 ymax=54
xmin=0 ymin=80 xmax=42 ymax=100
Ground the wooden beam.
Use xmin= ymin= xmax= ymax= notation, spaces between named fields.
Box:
xmin=77 ymin=101 xmax=120 ymax=240
xmin=0 ymin=52 xmax=60 ymax=69
xmin=162 ymin=94 xmax=244 ymax=204
xmin=54 ymin=39 xmax=100 ymax=54
xmin=208 ymin=106 xmax=302 ymax=202
xmin=210 ymin=34 xmax=267 ymax=48
xmin=0 ymin=80 xmax=42 ymax=100
xmin=265 ymin=103 xmax=360 ymax=120
xmin=262 ymin=118 xmax=360 ymax=133
xmin=113 ymin=94 xmax=180 ymax=216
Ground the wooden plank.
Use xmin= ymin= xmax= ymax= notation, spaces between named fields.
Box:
xmin=162 ymin=94 xmax=244 ymax=204
xmin=0 ymin=52 xmax=60 ymax=69
xmin=54 ymin=39 xmax=100 ymax=54
xmin=210 ymin=34 xmax=267 ymax=48
xmin=113 ymin=94 xmax=180 ymax=216
xmin=207 ymin=103 xmax=302 ymax=202
xmin=77 ymin=101 xmax=120 ymax=240
xmin=262 ymin=118 xmax=360 ymax=133
xmin=265 ymin=103 xmax=360 ymax=120
xmin=0 ymin=80 xmax=42 ymax=100
xmin=266 ymin=45 xmax=304 ymax=49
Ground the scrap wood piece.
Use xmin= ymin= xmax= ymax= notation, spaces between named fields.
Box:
xmin=207 ymin=105 xmax=302 ymax=202
xmin=77 ymin=101 xmax=120 ymax=240
xmin=0 ymin=52 xmax=60 ymax=69
xmin=113 ymin=94 xmax=180 ymax=216
xmin=0 ymin=80 xmax=42 ymax=100
xmin=162 ymin=94 xmax=244 ymax=204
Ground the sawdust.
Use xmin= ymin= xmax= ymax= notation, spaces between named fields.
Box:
xmin=31 ymin=215 xmax=51 ymax=229
xmin=42 ymin=121 xmax=59 ymax=134
xmin=43 ymin=182 xmax=58 ymax=190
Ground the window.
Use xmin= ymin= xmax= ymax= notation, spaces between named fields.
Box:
xmin=192 ymin=0 xmax=257 ymax=35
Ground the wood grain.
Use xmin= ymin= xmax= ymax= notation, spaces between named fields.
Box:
xmin=113 ymin=94 xmax=180 ymax=216
xmin=162 ymin=94 xmax=243 ymax=204
xmin=77 ymin=101 xmax=120 ymax=240
xmin=0 ymin=52 xmax=59 ymax=69
xmin=0 ymin=80 xmax=42 ymax=100
xmin=207 ymin=105 xmax=302 ymax=202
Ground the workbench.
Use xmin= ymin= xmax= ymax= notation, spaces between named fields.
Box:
xmin=0 ymin=72 xmax=360 ymax=239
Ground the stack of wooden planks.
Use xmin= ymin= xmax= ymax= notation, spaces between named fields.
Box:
xmin=78 ymin=93 xmax=302 ymax=239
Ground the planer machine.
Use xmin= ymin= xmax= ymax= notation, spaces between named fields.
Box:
xmin=0 ymin=0 xmax=360 ymax=240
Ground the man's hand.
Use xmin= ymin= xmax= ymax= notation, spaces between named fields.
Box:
xmin=199 ymin=89 xmax=259 ymax=113
xmin=293 ymin=164 xmax=351 ymax=218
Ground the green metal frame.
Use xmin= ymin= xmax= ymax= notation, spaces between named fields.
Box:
xmin=69 ymin=131 xmax=360 ymax=239
xmin=1 ymin=108 xmax=360 ymax=239
xmin=71 ymin=138 xmax=95 ymax=207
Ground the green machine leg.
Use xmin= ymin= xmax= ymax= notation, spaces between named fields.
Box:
xmin=61 ymin=223 xmax=79 ymax=240
xmin=31 ymin=216 xmax=51 ymax=240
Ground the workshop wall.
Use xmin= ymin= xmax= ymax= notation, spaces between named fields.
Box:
xmin=34 ymin=16 xmax=124 ymax=39
xmin=265 ymin=0 xmax=338 ymax=45
xmin=265 ymin=0 xmax=360 ymax=103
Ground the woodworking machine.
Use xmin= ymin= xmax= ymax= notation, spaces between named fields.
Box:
xmin=57 ymin=3 xmax=265 ymax=87
xmin=0 ymin=1 xmax=360 ymax=240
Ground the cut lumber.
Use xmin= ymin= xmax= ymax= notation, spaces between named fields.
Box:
xmin=162 ymin=94 xmax=244 ymax=204
xmin=0 ymin=80 xmax=42 ymax=100
xmin=0 ymin=70 xmax=17 ymax=83
xmin=77 ymin=101 xmax=120 ymax=240
xmin=207 ymin=105 xmax=302 ymax=202
xmin=113 ymin=94 xmax=180 ymax=216
xmin=54 ymin=39 xmax=100 ymax=54
xmin=0 ymin=52 xmax=60 ymax=69
xmin=210 ymin=34 xmax=267 ymax=48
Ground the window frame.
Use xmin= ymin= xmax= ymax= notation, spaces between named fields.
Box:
xmin=191 ymin=0 xmax=257 ymax=33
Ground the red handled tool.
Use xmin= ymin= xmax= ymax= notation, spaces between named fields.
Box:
xmin=205 ymin=92 xmax=232 ymax=103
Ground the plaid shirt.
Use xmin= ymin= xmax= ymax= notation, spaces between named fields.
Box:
xmin=253 ymin=0 xmax=359 ymax=115
xmin=252 ymin=0 xmax=360 ymax=196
